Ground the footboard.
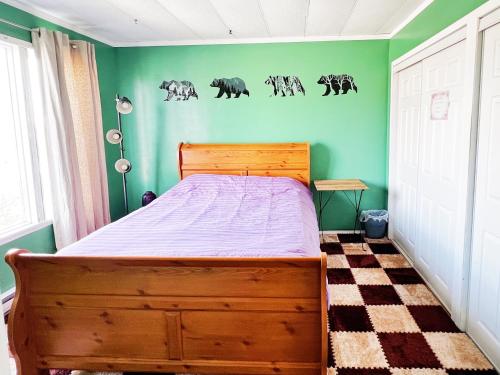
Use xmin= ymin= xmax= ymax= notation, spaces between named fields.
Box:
xmin=6 ymin=249 xmax=328 ymax=375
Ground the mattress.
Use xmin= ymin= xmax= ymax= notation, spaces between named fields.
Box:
xmin=58 ymin=174 xmax=321 ymax=258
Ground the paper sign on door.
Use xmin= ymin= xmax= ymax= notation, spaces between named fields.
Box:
xmin=430 ymin=91 xmax=450 ymax=120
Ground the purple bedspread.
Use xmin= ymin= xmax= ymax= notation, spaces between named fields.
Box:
xmin=58 ymin=174 xmax=321 ymax=258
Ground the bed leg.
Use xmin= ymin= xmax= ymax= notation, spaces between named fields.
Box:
xmin=5 ymin=249 xmax=45 ymax=375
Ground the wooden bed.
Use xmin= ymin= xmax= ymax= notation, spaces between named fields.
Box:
xmin=6 ymin=142 xmax=327 ymax=375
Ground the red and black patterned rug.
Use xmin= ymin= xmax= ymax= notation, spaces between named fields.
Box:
xmin=323 ymin=233 xmax=497 ymax=375
xmin=41 ymin=235 xmax=497 ymax=375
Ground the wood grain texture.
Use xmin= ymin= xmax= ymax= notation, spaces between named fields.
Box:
xmin=37 ymin=356 xmax=322 ymax=374
xmin=6 ymin=249 xmax=327 ymax=375
xmin=29 ymin=295 xmax=321 ymax=312
xmin=178 ymin=142 xmax=311 ymax=186
xmin=320 ymin=252 xmax=328 ymax=374
xmin=165 ymin=312 xmax=182 ymax=360
xmin=5 ymin=249 xmax=50 ymax=375
xmin=314 ymin=179 xmax=368 ymax=191
xmin=33 ymin=307 xmax=168 ymax=358
xmin=181 ymin=311 xmax=321 ymax=362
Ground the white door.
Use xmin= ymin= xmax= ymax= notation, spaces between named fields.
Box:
xmin=391 ymin=62 xmax=423 ymax=260
xmin=413 ymin=40 xmax=467 ymax=311
xmin=467 ymin=22 xmax=500 ymax=370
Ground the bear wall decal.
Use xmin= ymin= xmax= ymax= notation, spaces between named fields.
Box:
xmin=317 ymin=74 xmax=358 ymax=96
xmin=210 ymin=77 xmax=250 ymax=99
xmin=265 ymin=75 xmax=305 ymax=96
xmin=159 ymin=80 xmax=199 ymax=101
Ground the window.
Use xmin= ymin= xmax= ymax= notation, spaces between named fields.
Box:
xmin=0 ymin=36 xmax=47 ymax=242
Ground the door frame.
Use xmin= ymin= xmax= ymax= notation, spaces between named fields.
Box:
xmin=388 ymin=0 xmax=500 ymax=330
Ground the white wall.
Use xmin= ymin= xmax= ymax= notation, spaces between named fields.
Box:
xmin=0 ymin=290 xmax=12 ymax=374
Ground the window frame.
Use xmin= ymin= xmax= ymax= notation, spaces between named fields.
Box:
xmin=0 ymin=34 xmax=51 ymax=246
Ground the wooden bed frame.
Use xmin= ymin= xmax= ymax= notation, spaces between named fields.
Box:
xmin=177 ymin=142 xmax=311 ymax=186
xmin=6 ymin=142 xmax=327 ymax=375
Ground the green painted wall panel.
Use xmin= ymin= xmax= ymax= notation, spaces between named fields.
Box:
xmin=389 ymin=0 xmax=488 ymax=62
xmin=0 ymin=225 xmax=55 ymax=291
xmin=116 ymin=40 xmax=390 ymax=230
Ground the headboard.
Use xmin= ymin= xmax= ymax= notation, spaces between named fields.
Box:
xmin=178 ymin=142 xmax=310 ymax=186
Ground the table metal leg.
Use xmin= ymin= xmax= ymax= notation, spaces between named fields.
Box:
xmin=318 ymin=191 xmax=323 ymax=241
xmin=352 ymin=190 xmax=358 ymax=234
xmin=353 ymin=189 xmax=364 ymax=235
xmin=355 ymin=189 xmax=365 ymax=249
xmin=318 ymin=191 xmax=335 ymax=243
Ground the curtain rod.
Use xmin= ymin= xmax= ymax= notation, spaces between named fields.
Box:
xmin=0 ymin=17 xmax=35 ymax=32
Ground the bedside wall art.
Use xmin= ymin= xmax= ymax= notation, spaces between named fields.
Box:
xmin=159 ymin=80 xmax=199 ymax=101
xmin=210 ymin=77 xmax=250 ymax=99
xmin=317 ymin=74 xmax=358 ymax=96
xmin=265 ymin=75 xmax=305 ymax=96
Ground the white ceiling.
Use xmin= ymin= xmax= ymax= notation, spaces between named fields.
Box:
xmin=4 ymin=0 xmax=434 ymax=46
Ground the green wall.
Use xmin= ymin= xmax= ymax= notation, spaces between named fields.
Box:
xmin=0 ymin=225 xmax=55 ymax=291
xmin=389 ymin=0 xmax=488 ymax=62
xmin=116 ymin=0 xmax=490 ymax=230
xmin=116 ymin=41 xmax=390 ymax=230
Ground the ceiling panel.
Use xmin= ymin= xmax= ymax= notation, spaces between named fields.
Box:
xmin=377 ymin=0 xmax=424 ymax=34
xmin=258 ymin=0 xmax=309 ymax=37
xmin=155 ymin=0 xmax=229 ymax=39
xmin=15 ymin=0 xmax=199 ymax=42
xmin=46 ymin=0 xmax=172 ymax=42
xmin=306 ymin=0 xmax=357 ymax=36
xmin=341 ymin=0 xmax=404 ymax=35
xmin=206 ymin=0 xmax=269 ymax=38
xmin=13 ymin=0 xmax=94 ymax=28
xmin=6 ymin=0 xmax=432 ymax=45
xmin=102 ymin=0 xmax=198 ymax=41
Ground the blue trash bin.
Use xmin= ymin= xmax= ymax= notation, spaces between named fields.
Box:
xmin=360 ymin=210 xmax=388 ymax=239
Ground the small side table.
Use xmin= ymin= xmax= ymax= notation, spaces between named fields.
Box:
xmin=314 ymin=179 xmax=368 ymax=239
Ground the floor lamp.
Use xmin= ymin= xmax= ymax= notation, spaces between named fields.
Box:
xmin=106 ymin=94 xmax=133 ymax=214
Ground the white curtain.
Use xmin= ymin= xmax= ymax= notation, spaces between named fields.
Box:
xmin=32 ymin=28 xmax=110 ymax=249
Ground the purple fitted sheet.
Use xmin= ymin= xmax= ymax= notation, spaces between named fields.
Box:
xmin=58 ymin=174 xmax=321 ymax=258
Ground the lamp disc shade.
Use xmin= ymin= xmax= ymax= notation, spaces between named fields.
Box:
xmin=116 ymin=96 xmax=133 ymax=114
xmin=114 ymin=158 xmax=131 ymax=174
xmin=106 ymin=129 xmax=123 ymax=144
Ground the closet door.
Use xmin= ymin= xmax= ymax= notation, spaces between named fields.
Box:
xmin=415 ymin=40 xmax=466 ymax=311
xmin=467 ymin=22 xmax=500 ymax=369
xmin=392 ymin=63 xmax=423 ymax=259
